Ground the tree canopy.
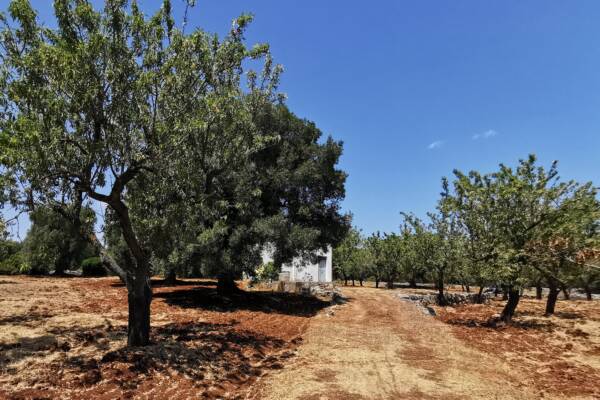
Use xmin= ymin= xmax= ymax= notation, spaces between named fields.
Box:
xmin=0 ymin=0 xmax=347 ymax=346
xmin=333 ymin=154 xmax=599 ymax=321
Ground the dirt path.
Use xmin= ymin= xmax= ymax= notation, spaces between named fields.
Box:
xmin=250 ymin=286 xmax=539 ymax=400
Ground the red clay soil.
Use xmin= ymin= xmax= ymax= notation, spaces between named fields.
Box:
xmin=0 ymin=276 xmax=330 ymax=400
xmin=435 ymin=296 xmax=600 ymax=399
xmin=2 ymin=278 xmax=598 ymax=400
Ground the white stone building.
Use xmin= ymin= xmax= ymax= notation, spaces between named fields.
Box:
xmin=260 ymin=245 xmax=333 ymax=283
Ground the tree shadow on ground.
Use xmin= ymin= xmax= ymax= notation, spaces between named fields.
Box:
xmin=0 ymin=311 xmax=55 ymax=327
xmin=100 ymin=321 xmax=293 ymax=387
xmin=2 ymin=319 xmax=298 ymax=399
xmin=0 ymin=324 xmax=121 ymax=368
xmin=550 ymin=311 xmax=586 ymax=320
xmin=109 ymin=278 xmax=218 ymax=288
xmin=16 ymin=321 xmax=295 ymax=395
xmin=518 ymin=309 xmax=586 ymax=320
xmin=153 ymin=284 xmax=332 ymax=317
xmin=0 ymin=334 xmax=69 ymax=368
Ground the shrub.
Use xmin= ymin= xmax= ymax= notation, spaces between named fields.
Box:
xmin=22 ymin=206 xmax=98 ymax=275
xmin=81 ymin=257 xmax=107 ymax=277
xmin=255 ymin=261 xmax=279 ymax=282
xmin=0 ymin=252 xmax=28 ymax=275
xmin=0 ymin=240 xmax=27 ymax=275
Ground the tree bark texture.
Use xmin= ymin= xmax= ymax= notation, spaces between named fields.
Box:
xmin=500 ymin=287 xmax=521 ymax=322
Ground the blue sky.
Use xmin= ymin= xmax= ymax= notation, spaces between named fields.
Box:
xmin=5 ymin=0 xmax=600 ymax=237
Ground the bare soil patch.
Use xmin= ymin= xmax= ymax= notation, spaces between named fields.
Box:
xmin=0 ymin=276 xmax=329 ymax=399
xmin=435 ymin=295 xmax=600 ymax=399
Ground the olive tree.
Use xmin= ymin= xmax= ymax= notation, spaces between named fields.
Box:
xmin=23 ymin=205 xmax=96 ymax=274
xmin=333 ymin=227 xmax=361 ymax=285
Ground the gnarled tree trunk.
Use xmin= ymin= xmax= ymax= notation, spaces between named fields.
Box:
xmin=111 ymin=200 xmax=153 ymax=347
xmin=409 ymin=277 xmax=417 ymax=289
xmin=584 ymin=285 xmax=592 ymax=301
xmin=545 ymin=279 xmax=560 ymax=315
xmin=500 ymin=286 xmax=520 ymax=322
xmin=535 ymin=283 xmax=543 ymax=300
xmin=387 ymin=274 xmax=394 ymax=290
xmin=217 ymin=271 xmax=238 ymax=295
xmin=437 ymin=270 xmax=446 ymax=305
xmin=476 ymin=285 xmax=484 ymax=304
xmin=126 ymin=272 xmax=152 ymax=346
xmin=86 ymin=231 xmax=152 ymax=347
xmin=163 ymin=268 xmax=178 ymax=285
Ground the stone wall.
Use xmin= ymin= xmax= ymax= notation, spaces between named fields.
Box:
xmin=395 ymin=292 xmax=494 ymax=316
xmin=276 ymin=281 xmax=341 ymax=301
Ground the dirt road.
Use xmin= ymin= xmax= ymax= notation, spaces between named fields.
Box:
xmin=251 ymin=286 xmax=539 ymax=400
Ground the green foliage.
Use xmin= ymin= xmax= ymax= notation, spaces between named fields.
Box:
xmin=445 ymin=155 xmax=600 ymax=290
xmin=334 ymin=155 xmax=598 ymax=317
xmin=0 ymin=216 xmax=26 ymax=274
xmin=396 ymin=220 xmax=424 ymax=286
xmin=255 ymin=261 xmax=279 ymax=282
xmin=183 ymin=104 xmax=349 ymax=281
xmin=333 ymin=227 xmax=362 ymax=283
xmin=0 ymin=239 xmax=27 ymax=274
xmin=437 ymin=155 xmax=598 ymax=314
xmin=366 ymin=232 xmax=400 ymax=287
xmin=22 ymin=206 xmax=97 ymax=275
xmin=81 ymin=256 xmax=106 ymax=277
xmin=0 ymin=0 xmax=347 ymax=344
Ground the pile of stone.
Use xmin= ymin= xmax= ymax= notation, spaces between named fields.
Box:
xmin=275 ymin=280 xmax=305 ymax=294
xmin=396 ymin=291 xmax=493 ymax=316
xmin=275 ymin=281 xmax=342 ymax=302
xmin=309 ymin=283 xmax=342 ymax=301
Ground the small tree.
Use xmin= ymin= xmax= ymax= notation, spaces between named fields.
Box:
xmin=575 ymin=248 xmax=600 ymax=300
xmin=333 ymin=227 xmax=361 ymax=285
xmin=365 ymin=232 xmax=402 ymax=289
xmin=525 ymin=186 xmax=600 ymax=314
xmin=379 ymin=233 xmax=403 ymax=289
xmin=22 ymin=206 xmax=96 ymax=274
xmin=445 ymin=171 xmax=499 ymax=302
xmin=428 ymin=183 xmax=467 ymax=304
xmin=365 ymin=233 xmax=384 ymax=288
xmin=0 ymin=218 xmax=26 ymax=274
xmin=446 ymin=155 xmax=591 ymax=321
